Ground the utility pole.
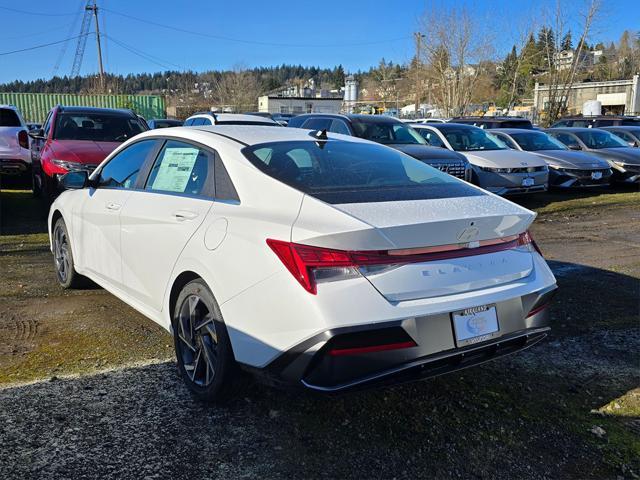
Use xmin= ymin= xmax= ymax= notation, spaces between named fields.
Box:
xmin=414 ymin=32 xmax=425 ymax=117
xmin=87 ymin=0 xmax=105 ymax=90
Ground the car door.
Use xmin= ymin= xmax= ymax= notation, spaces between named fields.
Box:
xmin=119 ymin=139 xmax=215 ymax=310
xmin=76 ymin=139 xmax=159 ymax=288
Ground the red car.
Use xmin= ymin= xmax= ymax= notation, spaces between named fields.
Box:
xmin=30 ymin=106 xmax=148 ymax=200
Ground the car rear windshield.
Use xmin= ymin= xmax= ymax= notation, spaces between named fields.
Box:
xmin=510 ymin=132 xmax=567 ymax=151
xmin=574 ymin=130 xmax=629 ymax=149
xmin=242 ymin=140 xmax=482 ymax=204
xmin=498 ymin=120 xmax=533 ymax=129
xmin=0 ymin=108 xmax=21 ymax=127
xmin=351 ymin=119 xmax=426 ymax=145
xmin=438 ymin=127 xmax=508 ymax=151
xmin=53 ymin=112 xmax=145 ymax=142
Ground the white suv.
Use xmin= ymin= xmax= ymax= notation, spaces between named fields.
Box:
xmin=184 ymin=112 xmax=281 ymax=127
xmin=0 ymin=105 xmax=31 ymax=176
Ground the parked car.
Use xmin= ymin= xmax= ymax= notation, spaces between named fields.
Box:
xmin=29 ymin=105 xmax=148 ymax=200
xmin=48 ymin=125 xmax=557 ymax=400
xmin=148 ymin=118 xmax=184 ymax=129
xmin=450 ymin=116 xmax=534 ymax=130
xmin=601 ymin=126 xmax=640 ymax=147
xmin=406 ymin=118 xmax=449 ymax=124
xmin=243 ymin=112 xmax=274 ymax=119
xmin=546 ymin=127 xmax=640 ymax=184
xmin=184 ymin=112 xmax=280 ymax=127
xmin=271 ymin=113 xmax=297 ymax=126
xmin=288 ymin=113 xmax=470 ymax=180
xmin=490 ymin=129 xmax=612 ymax=188
xmin=551 ymin=115 xmax=640 ymax=128
xmin=411 ymin=123 xmax=548 ymax=195
xmin=0 ymin=105 xmax=30 ymax=177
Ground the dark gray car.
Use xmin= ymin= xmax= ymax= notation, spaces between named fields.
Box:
xmin=601 ymin=126 xmax=640 ymax=147
xmin=546 ymin=127 xmax=640 ymax=184
xmin=490 ymin=128 xmax=612 ymax=188
xmin=288 ymin=114 xmax=471 ymax=180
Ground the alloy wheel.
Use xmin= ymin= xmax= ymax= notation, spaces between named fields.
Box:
xmin=176 ymin=294 xmax=219 ymax=387
xmin=53 ymin=225 xmax=70 ymax=283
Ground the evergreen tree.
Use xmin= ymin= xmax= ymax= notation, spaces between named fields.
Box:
xmin=561 ymin=31 xmax=573 ymax=51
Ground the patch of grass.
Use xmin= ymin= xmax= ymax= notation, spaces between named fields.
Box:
xmin=532 ymin=191 xmax=640 ymax=215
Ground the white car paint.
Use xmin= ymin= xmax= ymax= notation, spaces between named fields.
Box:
xmin=49 ymin=125 xmax=557 ymax=390
xmin=0 ymin=104 xmax=30 ymax=174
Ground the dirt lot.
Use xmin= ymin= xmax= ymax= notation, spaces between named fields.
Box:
xmin=0 ymin=187 xmax=638 ymax=479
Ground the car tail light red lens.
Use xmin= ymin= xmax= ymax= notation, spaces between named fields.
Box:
xmin=267 ymin=230 xmax=539 ymax=294
xmin=18 ymin=130 xmax=28 ymax=149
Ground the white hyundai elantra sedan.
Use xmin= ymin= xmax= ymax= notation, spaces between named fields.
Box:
xmin=48 ymin=125 xmax=557 ymax=401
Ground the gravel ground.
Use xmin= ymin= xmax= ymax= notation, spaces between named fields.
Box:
xmin=0 ymin=188 xmax=639 ymax=479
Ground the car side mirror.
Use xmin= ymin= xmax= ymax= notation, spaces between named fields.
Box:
xmin=60 ymin=171 xmax=89 ymax=190
xmin=568 ymin=144 xmax=582 ymax=151
xmin=28 ymin=128 xmax=44 ymax=139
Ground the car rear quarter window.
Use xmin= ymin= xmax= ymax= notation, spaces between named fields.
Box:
xmin=0 ymin=108 xmax=21 ymax=127
xmin=242 ymin=140 xmax=482 ymax=204
xmin=302 ymin=118 xmax=333 ymax=131
xmin=499 ymin=120 xmax=533 ymax=129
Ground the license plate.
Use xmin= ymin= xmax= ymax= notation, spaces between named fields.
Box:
xmin=591 ymin=171 xmax=602 ymax=180
xmin=452 ymin=305 xmax=500 ymax=347
xmin=522 ymin=177 xmax=535 ymax=187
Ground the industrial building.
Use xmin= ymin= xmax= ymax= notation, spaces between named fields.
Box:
xmin=533 ymin=75 xmax=640 ymax=116
xmin=257 ymin=96 xmax=343 ymax=114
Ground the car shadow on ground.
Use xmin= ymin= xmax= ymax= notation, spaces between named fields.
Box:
xmin=0 ymin=260 xmax=638 ymax=479
xmin=0 ymin=189 xmax=48 ymax=235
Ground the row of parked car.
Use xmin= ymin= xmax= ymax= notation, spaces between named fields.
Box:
xmin=1 ymin=103 xmax=638 ymax=205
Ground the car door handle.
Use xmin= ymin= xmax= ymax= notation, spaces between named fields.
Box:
xmin=173 ymin=210 xmax=199 ymax=221
xmin=105 ymin=202 xmax=121 ymax=211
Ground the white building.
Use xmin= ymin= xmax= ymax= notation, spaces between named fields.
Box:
xmin=258 ymin=96 xmax=344 ymax=114
xmin=553 ymin=49 xmax=603 ymax=71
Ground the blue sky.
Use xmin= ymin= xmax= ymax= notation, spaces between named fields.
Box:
xmin=0 ymin=0 xmax=638 ymax=83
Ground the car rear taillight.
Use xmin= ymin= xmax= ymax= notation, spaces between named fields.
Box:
xmin=267 ymin=230 xmax=540 ymax=294
xmin=18 ymin=130 xmax=28 ymax=149
xmin=518 ymin=230 xmax=543 ymax=255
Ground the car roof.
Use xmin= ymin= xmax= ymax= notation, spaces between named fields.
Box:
xmin=135 ymin=124 xmax=370 ymax=147
xmin=424 ymin=122 xmax=478 ymax=130
xmin=0 ymin=104 xmax=19 ymax=110
xmin=602 ymin=125 xmax=640 ymax=131
xmin=488 ymin=128 xmax=543 ymax=134
xmin=291 ymin=113 xmax=404 ymax=124
xmin=545 ymin=127 xmax=607 ymax=132
xmin=187 ymin=113 xmax=279 ymax=125
xmin=55 ymin=106 xmax=136 ymax=116
xmin=557 ymin=115 xmax=639 ymax=120
xmin=451 ymin=116 xmax=530 ymax=122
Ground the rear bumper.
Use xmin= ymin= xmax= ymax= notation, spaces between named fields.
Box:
xmin=253 ymin=285 xmax=557 ymax=392
xmin=549 ymin=167 xmax=612 ymax=188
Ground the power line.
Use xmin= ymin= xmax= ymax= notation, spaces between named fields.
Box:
xmin=0 ymin=5 xmax=77 ymax=16
xmin=103 ymin=34 xmax=187 ymax=70
xmin=102 ymin=7 xmax=411 ymax=48
xmin=0 ymin=33 xmax=93 ymax=56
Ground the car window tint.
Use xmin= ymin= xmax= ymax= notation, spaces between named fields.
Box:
xmin=184 ymin=118 xmax=194 ymax=126
xmin=499 ymin=120 xmax=533 ymax=129
xmin=0 ymin=108 xmax=21 ymax=127
xmin=595 ymin=120 xmax=614 ymax=127
xmin=200 ymin=117 xmax=212 ymax=125
xmin=145 ymin=140 xmax=211 ymax=196
xmin=493 ymin=133 xmax=518 ymax=149
xmin=302 ymin=118 xmax=332 ymax=131
xmin=417 ymin=129 xmax=445 ymax=147
xmin=100 ymin=140 xmax=156 ymax=189
xmin=550 ymin=132 xmax=580 ymax=147
xmin=621 ymin=119 xmax=640 ymax=126
xmin=242 ymin=140 xmax=481 ymax=204
xmin=43 ymin=111 xmax=53 ymax=136
xmin=329 ymin=119 xmax=351 ymax=135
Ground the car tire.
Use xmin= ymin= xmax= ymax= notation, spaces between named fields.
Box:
xmin=31 ymin=171 xmax=41 ymax=197
xmin=173 ymin=279 xmax=237 ymax=402
xmin=52 ymin=217 xmax=87 ymax=289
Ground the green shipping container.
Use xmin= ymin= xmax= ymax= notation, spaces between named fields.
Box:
xmin=0 ymin=92 xmax=166 ymax=123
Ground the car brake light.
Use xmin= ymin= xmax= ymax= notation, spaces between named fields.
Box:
xmin=18 ymin=130 xmax=28 ymax=149
xmin=267 ymin=230 xmax=540 ymax=294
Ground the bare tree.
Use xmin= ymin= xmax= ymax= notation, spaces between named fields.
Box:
xmin=418 ymin=3 xmax=495 ymax=117
xmin=211 ymin=65 xmax=261 ymax=112
xmin=542 ymin=0 xmax=601 ymax=124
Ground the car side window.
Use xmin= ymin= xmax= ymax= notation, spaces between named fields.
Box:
xmin=200 ymin=117 xmax=212 ymax=125
xmin=493 ymin=133 xmax=517 ymax=149
xmin=42 ymin=111 xmax=53 ymax=137
xmin=329 ymin=119 xmax=351 ymax=135
xmin=184 ymin=118 xmax=194 ymax=126
xmin=551 ymin=132 xmax=580 ymax=148
xmin=99 ymin=140 xmax=157 ymax=189
xmin=145 ymin=140 xmax=212 ymax=197
xmin=302 ymin=118 xmax=332 ymax=131
xmin=418 ymin=129 xmax=445 ymax=148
